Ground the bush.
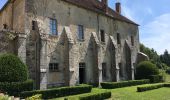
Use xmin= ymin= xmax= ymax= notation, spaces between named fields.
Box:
xmin=101 ymin=79 xmax=150 ymax=89
xmin=166 ymin=68 xmax=170 ymax=74
xmin=0 ymin=54 xmax=28 ymax=82
xmin=149 ymin=75 xmax=163 ymax=83
xmin=0 ymin=79 xmax=33 ymax=96
xmin=136 ymin=61 xmax=159 ymax=79
xmin=20 ymin=84 xmax=92 ymax=99
xmin=78 ymin=91 xmax=111 ymax=100
xmin=26 ymin=94 xmax=42 ymax=100
xmin=137 ymin=84 xmax=165 ymax=92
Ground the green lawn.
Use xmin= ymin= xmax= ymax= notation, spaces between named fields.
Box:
xmin=52 ymin=84 xmax=170 ymax=100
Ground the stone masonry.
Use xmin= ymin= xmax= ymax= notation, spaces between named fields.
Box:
xmin=0 ymin=0 xmax=146 ymax=89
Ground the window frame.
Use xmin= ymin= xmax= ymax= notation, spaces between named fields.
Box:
xmin=100 ymin=29 xmax=105 ymax=42
xmin=32 ymin=20 xmax=36 ymax=30
xmin=117 ymin=33 xmax=121 ymax=45
xmin=102 ymin=63 xmax=107 ymax=79
xmin=49 ymin=18 xmax=58 ymax=35
xmin=49 ymin=63 xmax=59 ymax=72
xmin=77 ymin=25 xmax=84 ymax=41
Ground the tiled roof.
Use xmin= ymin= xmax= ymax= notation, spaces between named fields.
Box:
xmin=63 ymin=0 xmax=138 ymax=25
xmin=0 ymin=0 xmax=138 ymax=25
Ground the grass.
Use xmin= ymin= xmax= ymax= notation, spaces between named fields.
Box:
xmin=51 ymin=83 xmax=170 ymax=100
xmin=50 ymin=73 xmax=170 ymax=100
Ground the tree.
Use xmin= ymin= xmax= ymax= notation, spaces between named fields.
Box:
xmin=140 ymin=44 xmax=161 ymax=68
xmin=160 ymin=50 xmax=170 ymax=66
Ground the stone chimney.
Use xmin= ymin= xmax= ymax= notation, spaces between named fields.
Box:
xmin=116 ymin=2 xmax=121 ymax=14
xmin=102 ymin=0 xmax=108 ymax=13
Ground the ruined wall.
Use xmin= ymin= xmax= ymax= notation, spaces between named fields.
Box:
xmin=25 ymin=0 xmax=139 ymax=88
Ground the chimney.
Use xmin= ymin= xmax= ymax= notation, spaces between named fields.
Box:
xmin=116 ymin=2 xmax=121 ymax=14
xmin=102 ymin=0 xmax=108 ymax=13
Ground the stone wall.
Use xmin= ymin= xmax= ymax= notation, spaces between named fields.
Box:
xmin=24 ymin=0 xmax=140 ymax=89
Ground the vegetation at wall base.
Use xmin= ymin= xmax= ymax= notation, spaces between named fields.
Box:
xmin=20 ymin=84 xmax=92 ymax=99
xmin=0 ymin=53 xmax=28 ymax=82
xmin=100 ymin=79 xmax=150 ymax=89
xmin=137 ymin=83 xmax=170 ymax=92
xmin=78 ymin=91 xmax=111 ymax=100
xmin=0 ymin=79 xmax=33 ymax=96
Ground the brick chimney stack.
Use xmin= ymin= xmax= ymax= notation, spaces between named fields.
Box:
xmin=102 ymin=0 xmax=108 ymax=13
xmin=116 ymin=2 xmax=121 ymax=14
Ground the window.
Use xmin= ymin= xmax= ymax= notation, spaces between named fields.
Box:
xmin=100 ymin=30 xmax=105 ymax=42
xmin=79 ymin=63 xmax=85 ymax=68
xmin=32 ymin=21 xmax=36 ymax=30
xmin=117 ymin=33 xmax=121 ymax=44
xmin=119 ymin=63 xmax=123 ymax=77
xmin=49 ymin=63 xmax=59 ymax=72
xmin=3 ymin=24 xmax=7 ymax=29
xmin=131 ymin=36 xmax=134 ymax=46
xmin=78 ymin=25 xmax=84 ymax=40
xmin=102 ymin=63 xmax=107 ymax=78
xmin=50 ymin=18 xmax=57 ymax=35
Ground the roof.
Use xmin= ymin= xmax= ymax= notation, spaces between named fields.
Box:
xmin=0 ymin=0 xmax=138 ymax=25
xmin=63 ymin=0 xmax=138 ymax=25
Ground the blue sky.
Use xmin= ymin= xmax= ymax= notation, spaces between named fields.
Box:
xmin=1 ymin=0 xmax=170 ymax=54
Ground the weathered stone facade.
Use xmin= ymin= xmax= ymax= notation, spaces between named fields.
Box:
xmin=0 ymin=0 xmax=142 ymax=89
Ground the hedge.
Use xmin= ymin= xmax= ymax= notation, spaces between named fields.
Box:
xmin=101 ymin=79 xmax=150 ymax=89
xmin=26 ymin=94 xmax=42 ymax=100
xmin=20 ymin=84 xmax=92 ymax=99
xmin=149 ymin=75 xmax=163 ymax=83
xmin=0 ymin=79 xmax=33 ymax=96
xmin=78 ymin=91 xmax=111 ymax=100
xmin=137 ymin=83 xmax=170 ymax=92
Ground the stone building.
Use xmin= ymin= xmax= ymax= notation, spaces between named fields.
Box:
xmin=0 ymin=0 xmax=142 ymax=89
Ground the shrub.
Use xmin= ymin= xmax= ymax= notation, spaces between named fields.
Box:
xmin=0 ymin=79 xmax=33 ymax=96
xmin=0 ymin=95 xmax=9 ymax=100
xmin=78 ymin=91 xmax=111 ymax=100
xmin=164 ymin=83 xmax=170 ymax=87
xmin=166 ymin=68 xmax=170 ymax=74
xmin=136 ymin=61 xmax=159 ymax=79
xmin=101 ymin=79 xmax=150 ymax=89
xmin=20 ymin=84 xmax=92 ymax=99
xmin=137 ymin=84 xmax=165 ymax=92
xmin=149 ymin=75 xmax=163 ymax=83
xmin=26 ymin=94 xmax=42 ymax=100
xmin=0 ymin=54 xmax=28 ymax=82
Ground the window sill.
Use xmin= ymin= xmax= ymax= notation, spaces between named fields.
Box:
xmin=78 ymin=39 xmax=85 ymax=42
xmin=49 ymin=70 xmax=60 ymax=72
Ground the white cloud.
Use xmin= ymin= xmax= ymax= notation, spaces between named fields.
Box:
xmin=141 ymin=13 xmax=170 ymax=54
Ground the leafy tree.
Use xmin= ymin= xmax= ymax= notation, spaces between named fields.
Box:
xmin=160 ymin=50 xmax=170 ymax=67
xmin=140 ymin=44 xmax=161 ymax=68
